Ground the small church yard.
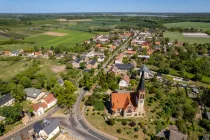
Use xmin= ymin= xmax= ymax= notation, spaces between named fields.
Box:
xmin=84 ymin=76 xmax=205 ymax=140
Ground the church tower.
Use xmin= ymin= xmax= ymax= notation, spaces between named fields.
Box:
xmin=137 ymin=70 xmax=146 ymax=116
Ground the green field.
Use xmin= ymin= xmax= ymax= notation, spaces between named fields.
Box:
xmin=0 ymin=35 xmax=9 ymax=41
xmin=0 ymin=43 xmax=34 ymax=51
xmin=26 ymin=29 xmax=95 ymax=48
xmin=164 ymin=31 xmax=210 ymax=44
xmin=164 ymin=22 xmax=210 ymax=31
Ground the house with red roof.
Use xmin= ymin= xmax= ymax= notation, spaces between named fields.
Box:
xmin=141 ymin=42 xmax=150 ymax=49
xmin=42 ymin=94 xmax=57 ymax=109
xmin=125 ymin=50 xmax=137 ymax=56
xmin=3 ymin=50 xmax=11 ymax=56
xmin=115 ymin=53 xmax=124 ymax=64
xmin=32 ymin=102 xmax=48 ymax=116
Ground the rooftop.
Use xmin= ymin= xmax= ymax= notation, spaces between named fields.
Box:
xmin=24 ymin=88 xmax=43 ymax=99
xmin=0 ymin=94 xmax=14 ymax=106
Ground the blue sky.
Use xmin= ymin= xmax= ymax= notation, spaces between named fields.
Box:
xmin=0 ymin=0 xmax=210 ymax=13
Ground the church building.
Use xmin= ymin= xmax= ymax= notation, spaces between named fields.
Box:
xmin=111 ymin=70 xmax=146 ymax=118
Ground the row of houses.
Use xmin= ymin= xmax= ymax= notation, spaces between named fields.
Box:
xmin=0 ymin=88 xmax=57 ymax=117
xmin=1 ymin=50 xmax=55 ymax=58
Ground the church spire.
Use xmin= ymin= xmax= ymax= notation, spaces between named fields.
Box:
xmin=138 ymin=71 xmax=145 ymax=91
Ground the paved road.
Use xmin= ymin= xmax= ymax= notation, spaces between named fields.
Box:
xmin=2 ymin=107 xmax=59 ymax=140
xmin=94 ymin=37 xmax=132 ymax=76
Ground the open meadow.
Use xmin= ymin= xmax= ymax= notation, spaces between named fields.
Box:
xmin=164 ymin=22 xmax=210 ymax=31
xmin=26 ymin=29 xmax=95 ymax=48
xmin=164 ymin=31 xmax=210 ymax=44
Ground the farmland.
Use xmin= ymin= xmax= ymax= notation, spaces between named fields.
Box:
xmin=164 ymin=31 xmax=210 ymax=44
xmin=164 ymin=22 xmax=210 ymax=31
xmin=26 ymin=29 xmax=96 ymax=48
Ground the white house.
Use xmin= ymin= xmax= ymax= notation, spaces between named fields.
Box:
xmin=32 ymin=102 xmax=48 ymax=116
xmin=0 ymin=94 xmax=15 ymax=107
xmin=24 ymin=88 xmax=45 ymax=103
xmin=34 ymin=119 xmax=60 ymax=140
xmin=42 ymin=94 xmax=57 ymax=109
xmin=119 ymin=75 xmax=130 ymax=88
xmin=98 ymin=56 xmax=105 ymax=62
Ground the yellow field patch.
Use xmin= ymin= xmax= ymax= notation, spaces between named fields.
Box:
xmin=43 ymin=32 xmax=68 ymax=36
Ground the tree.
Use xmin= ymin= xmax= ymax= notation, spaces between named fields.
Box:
xmin=20 ymin=77 xmax=31 ymax=88
xmin=80 ymin=62 xmax=86 ymax=69
xmin=117 ymin=129 xmax=121 ymax=133
xmin=108 ymin=119 xmax=115 ymax=126
xmin=122 ymin=120 xmax=127 ymax=126
xmin=176 ymin=119 xmax=187 ymax=133
xmin=52 ymin=81 xmax=77 ymax=108
xmin=0 ymin=123 xmax=4 ymax=136
xmin=11 ymin=84 xmax=26 ymax=102
xmin=193 ymin=74 xmax=203 ymax=81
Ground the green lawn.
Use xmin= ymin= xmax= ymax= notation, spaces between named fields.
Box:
xmin=94 ymin=101 xmax=105 ymax=111
xmin=0 ymin=60 xmax=32 ymax=80
xmin=164 ymin=31 xmax=210 ymax=44
xmin=0 ymin=43 xmax=34 ymax=51
xmin=0 ymin=35 xmax=9 ymax=41
xmin=164 ymin=22 xmax=210 ymax=31
xmin=26 ymin=29 xmax=95 ymax=48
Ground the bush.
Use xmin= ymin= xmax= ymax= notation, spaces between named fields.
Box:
xmin=134 ymin=127 xmax=139 ymax=132
xmin=130 ymin=121 xmax=136 ymax=127
xmin=122 ymin=120 xmax=127 ymax=126
xmin=117 ymin=129 xmax=121 ymax=133
xmin=108 ymin=119 xmax=115 ymax=126
xmin=134 ymin=135 xmax=139 ymax=138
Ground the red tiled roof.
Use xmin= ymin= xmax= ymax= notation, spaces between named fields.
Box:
xmin=125 ymin=50 xmax=137 ymax=55
xmin=155 ymin=42 xmax=161 ymax=45
xmin=110 ymin=46 xmax=116 ymax=49
xmin=43 ymin=94 xmax=56 ymax=104
xmin=96 ymin=44 xmax=102 ymax=47
xmin=116 ymin=53 xmax=124 ymax=60
xmin=142 ymin=42 xmax=150 ymax=46
xmin=34 ymin=52 xmax=42 ymax=56
xmin=3 ymin=50 xmax=11 ymax=55
xmin=111 ymin=92 xmax=136 ymax=111
xmin=32 ymin=102 xmax=47 ymax=112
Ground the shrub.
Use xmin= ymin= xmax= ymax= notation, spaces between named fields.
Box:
xmin=134 ymin=135 xmax=139 ymax=138
xmin=108 ymin=119 xmax=115 ymax=126
xmin=92 ymin=113 xmax=95 ymax=115
xmin=134 ymin=127 xmax=139 ymax=132
xmin=122 ymin=120 xmax=127 ymax=126
xmin=117 ymin=129 xmax=121 ymax=133
xmin=130 ymin=121 xmax=136 ymax=127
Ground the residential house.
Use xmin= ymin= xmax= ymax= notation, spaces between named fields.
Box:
xmin=138 ymin=55 xmax=150 ymax=60
xmin=115 ymin=53 xmax=124 ymax=64
xmin=115 ymin=64 xmax=134 ymax=71
xmin=32 ymin=102 xmax=48 ymax=116
xmin=42 ymin=94 xmax=57 ymax=109
xmin=0 ymin=94 xmax=15 ymax=107
xmin=96 ymin=44 xmax=106 ymax=51
xmin=119 ymin=75 xmax=130 ymax=88
xmin=3 ymin=50 xmax=11 ymax=56
xmin=34 ymin=52 xmax=43 ymax=58
xmin=125 ymin=50 xmax=137 ymax=56
xmin=109 ymin=45 xmax=116 ymax=51
xmin=97 ymin=56 xmax=105 ymax=62
xmin=113 ymin=40 xmax=122 ymax=46
xmin=109 ymin=66 xmax=118 ymax=74
xmin=205 ymin=111 xmax=210 ymax=120
xmin=139 ymin=65 xmax=154 ymax=79
xmin=127 ymin=47 xmax=133 ymax=51
xmin=147 ymin=48 xmax=153 ymax=55
xmin=11 ymin=50 xmax=19 ymax=56
xmin=86 ymin=60 xmax=98 ymax=70
xmin=111 ymin=71 xmax=146 ymax=117
xmin=24 ymin=88 xmax=45 ymax=103
xmin=72 ymin=58 xmax=83 ymax=68
xmin=141 ymin=42 xmax=150 ymax=49
xmin=34 ymin=119 xmax=60 ymax=140
xmin=156 ymin=125 xmax=188 ymax=140
xmin=155 ymin=42 xmax=161 ymax=45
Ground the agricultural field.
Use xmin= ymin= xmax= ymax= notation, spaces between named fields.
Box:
xmin=26 ymin=29 xmax=96 ymax=48
xmin=164 ymin=22 xmax=210 ymax=31
xmin=0 ymin=43 xmax=34 ymax=51
xmin=0 ymin=35 xmax=9 ymax=41
xmin=164 ymin=31 xmax=210 ymax=44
